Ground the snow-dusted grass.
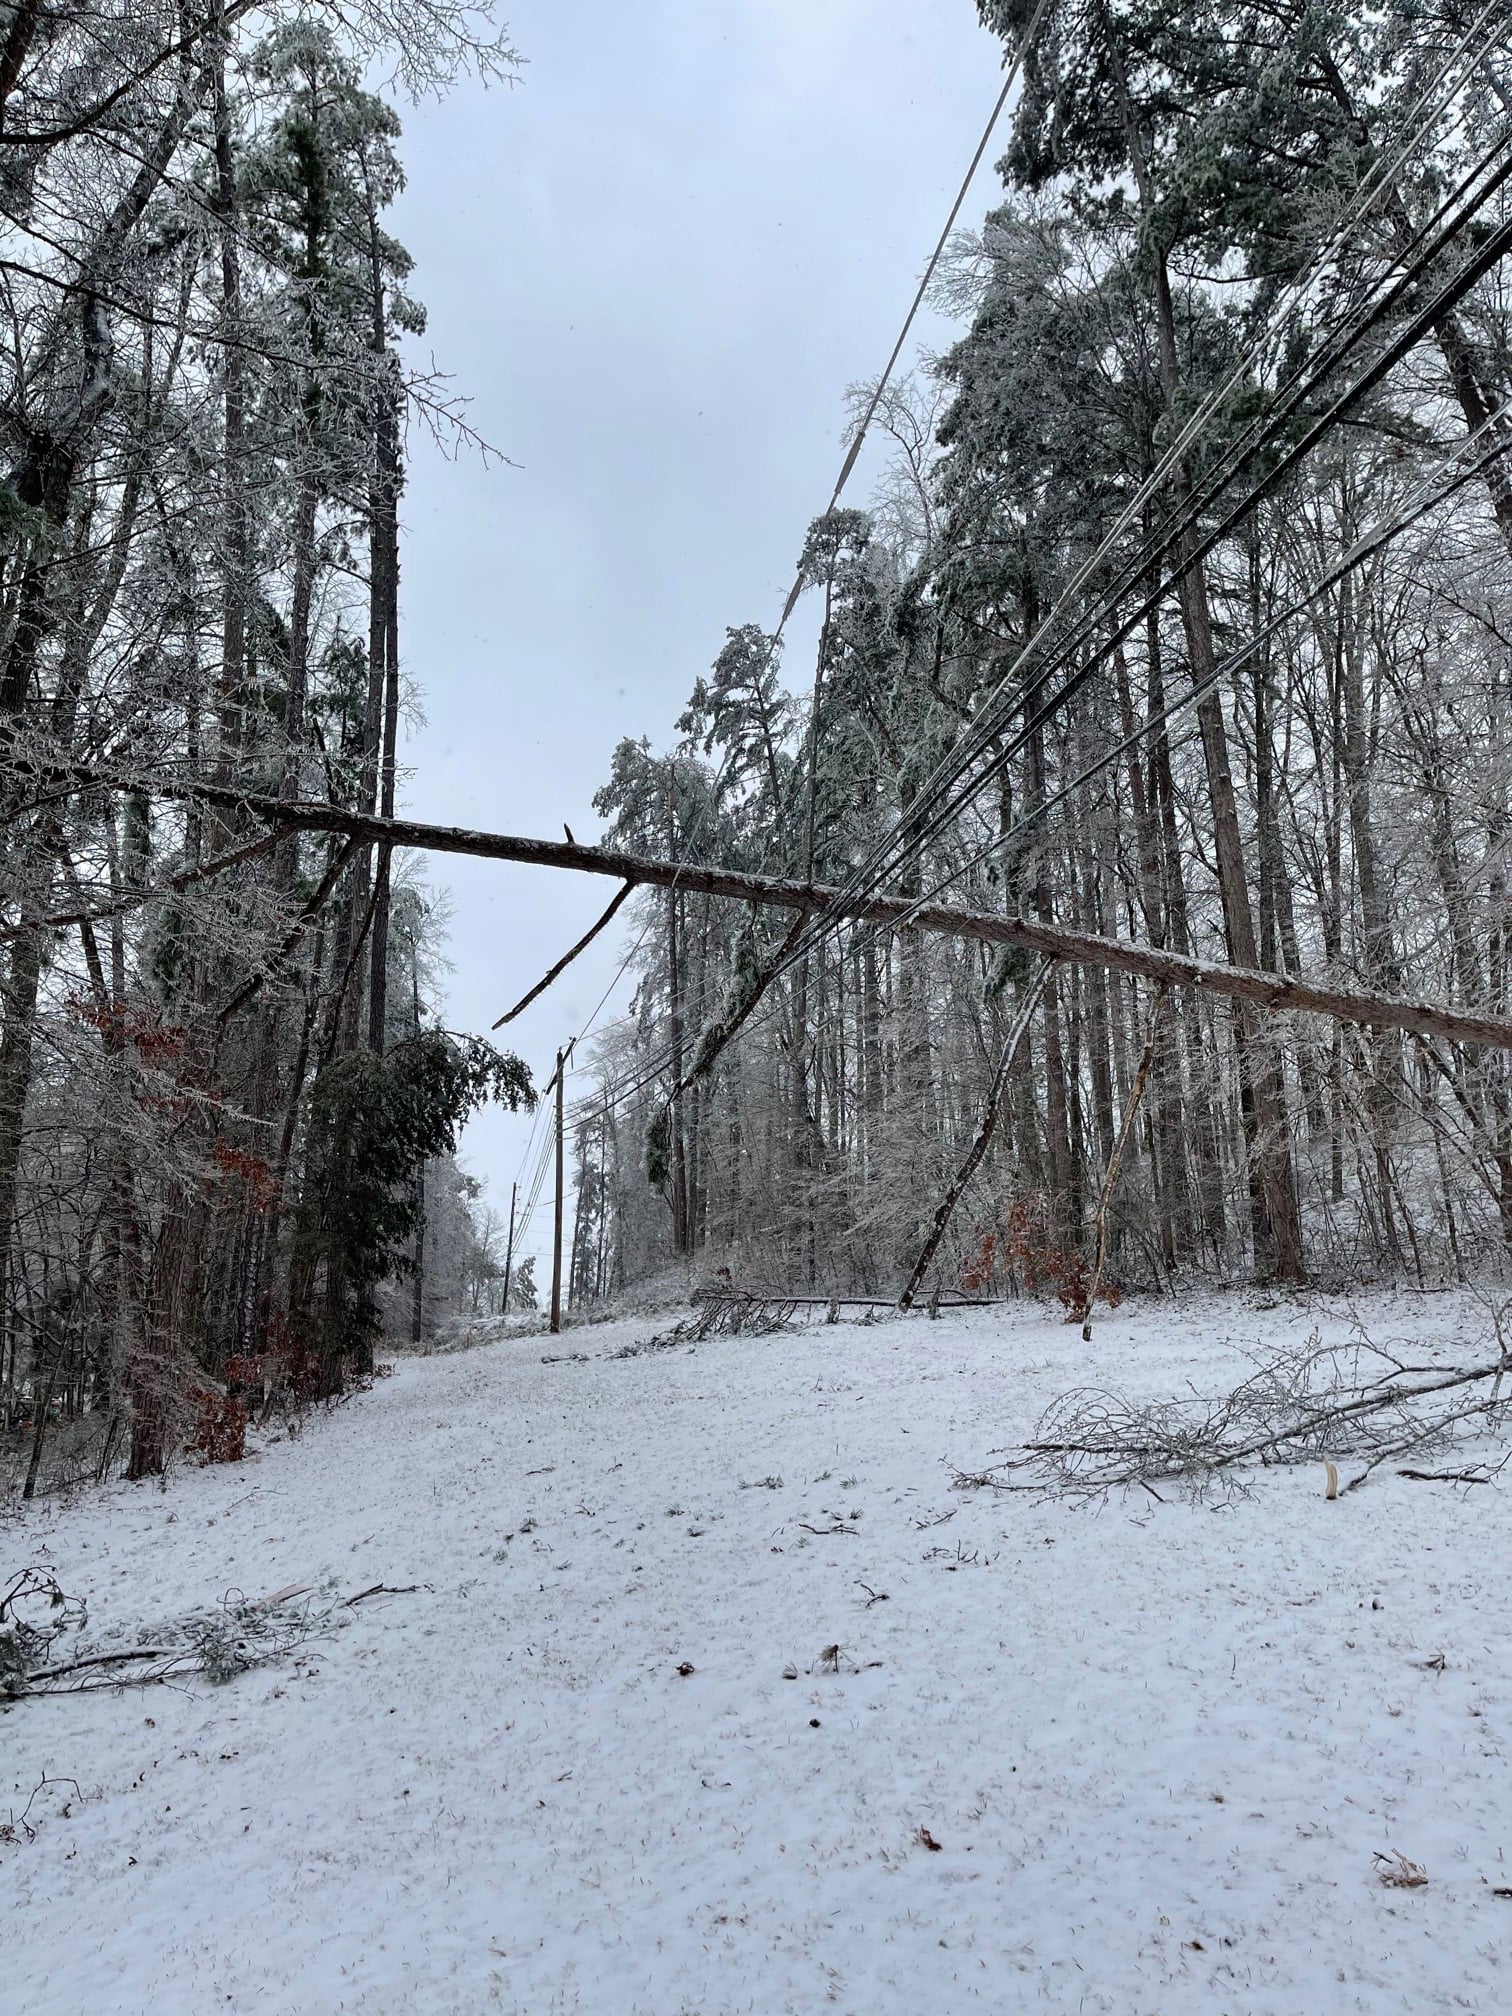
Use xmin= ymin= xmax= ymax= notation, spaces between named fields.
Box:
xmin=6 ymin=1291 xmax=1510 ymax=2014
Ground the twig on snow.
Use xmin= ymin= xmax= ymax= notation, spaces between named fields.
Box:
xmin=3 ymin=1775 xmax=83 ymax=1844
xmin=24 ymin=1647 xmax=177 ymax=1684
xmin=344 ymin=1583 xmax=422 ymax=1606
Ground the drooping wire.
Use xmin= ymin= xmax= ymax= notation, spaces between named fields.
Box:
xmin=506 ymin=0 xmax=1061 ymax=1178
xmin=684 ymin=83 xmax=1512 ymax=1019
xmin=555 ymin=10 xmax=1512 ymax=1146
xmin=574 ymin=386 xmax=1512 ymax=1123
xmin=743 ymin=6 xmax=1512 ymax=975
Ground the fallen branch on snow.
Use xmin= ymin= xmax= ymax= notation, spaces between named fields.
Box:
xmin=957 ymin=1328 xmax=1512 ymax=1498
xmin=3 ymin=1576 xmax=417 ymax=1701
xmin=344 ymin=1583 xmax=422 ymax=1606
xmin=1 ymin=1568 xmax=88 ymax=1689
xmin=1397 ymin=1458 xmax=1510 ymax=1486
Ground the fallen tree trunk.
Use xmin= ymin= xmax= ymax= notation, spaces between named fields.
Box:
xmin=696 ymin=1290 xmax=1010 ymax=1309
xmin=492 ymin=880 xmax=632 ymax=1027
xmin=47 ymin=765 xmax=1512 ymax=1051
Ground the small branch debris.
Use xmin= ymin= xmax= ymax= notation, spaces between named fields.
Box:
xmin=1375 ymin=1851 xmax=1429 ymax=1889
xmin=960 ymin=1323 xmax=1512 ymax=1499
xmin=5 ymin=1576 xmax=416 ymax=1701
xmin=1 ymin=1775 xmax=83 ymax=1845
xmin=617 ymin=1292 xmax=801 ymax=1357
xmin=1398 ymin=1459 xmax=1508 ymax=1485
xmin=344 ymin=1584 xmax=423 ymax=1607
xmin=1 ymin=1569 xmax=88 ymax=1689
xmin=924 ymin=1541 xmax=987 ymax=1569
xmin=24 ymin=1646 xmax=178 ymax=1685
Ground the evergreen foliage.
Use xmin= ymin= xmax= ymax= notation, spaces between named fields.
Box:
xmin=295 ymin=1035 xmax=533 ymax=1371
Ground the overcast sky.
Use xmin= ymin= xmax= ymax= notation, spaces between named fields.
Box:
xmin=389 ymin=1 xmax=1009 ymax=1263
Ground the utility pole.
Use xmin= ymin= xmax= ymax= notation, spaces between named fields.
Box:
xmin=550 ymin=1042 xmax=572 ymax=1334
xmin=501 ymin=1179 xmax=516 ymax=1317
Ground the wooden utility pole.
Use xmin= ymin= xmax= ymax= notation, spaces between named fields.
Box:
xmin=550 ymin=1044 xmax=569 ymax=1334
xmin=501 ymin=1179 xmax=516 ymax=1317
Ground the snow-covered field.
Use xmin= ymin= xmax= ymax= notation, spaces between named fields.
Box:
xmin=6 ymin=1291 xmax=1510 ymax=2015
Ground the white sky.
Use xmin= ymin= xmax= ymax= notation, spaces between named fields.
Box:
xmin=389 ymin=1 xmax=1009 ymax=1263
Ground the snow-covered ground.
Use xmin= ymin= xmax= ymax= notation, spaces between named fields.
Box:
xmin=6 ymin=1291 xmax=1510 ymax=2015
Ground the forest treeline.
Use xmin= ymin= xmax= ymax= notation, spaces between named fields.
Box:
xmin=565 ymin=0 xmax=1512 ymax=1307
xmin=8 ymin=0 xmax=1512 ymax=1494
xmin=0 ymin=0 xmax=532 ymax=1490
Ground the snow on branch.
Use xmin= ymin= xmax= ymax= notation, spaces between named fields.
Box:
xmin=959 ymin=1321 xmax=1512 ymax=1499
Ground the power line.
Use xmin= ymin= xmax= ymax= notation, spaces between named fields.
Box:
xmin=757 ymin=9 xmax=1512 ymax=965
xmin=899 ymin=188 xmax=1512 ymax=875
xmin=716 ymin=101 xmax=1512 ymax=1013
xmin=575 ymin=396 xmax=1512 ymax=1125
xmin=508 ymin=2 xmax=1059 ymax=1176
xmin=889 ymin=396 xmax=1512 ymax=943
xmin=769 ymin=0 xmax=1055 ymax=637
xmin=557 ymin=12 xmax=1512 ymax=1137
xmin=555 ymin=0 xmax=1406 ymax=1117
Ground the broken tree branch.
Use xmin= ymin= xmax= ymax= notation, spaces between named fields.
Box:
xmin=973 ymin=1343 xmax=1512 ymax=1498
xmin=215 ymin=832 xmax=360 ymax=1028
xmin=670 ymin=908 xmax=809 ymax=1101
xmin=492 ymin=881 xmax=633 ymax=1027
xmin=24 ymin=1646 xmax=178 ymax=1683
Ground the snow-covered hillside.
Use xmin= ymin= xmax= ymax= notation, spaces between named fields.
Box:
xmin=6 ymin=1292 xmax=1509 ymax=2015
